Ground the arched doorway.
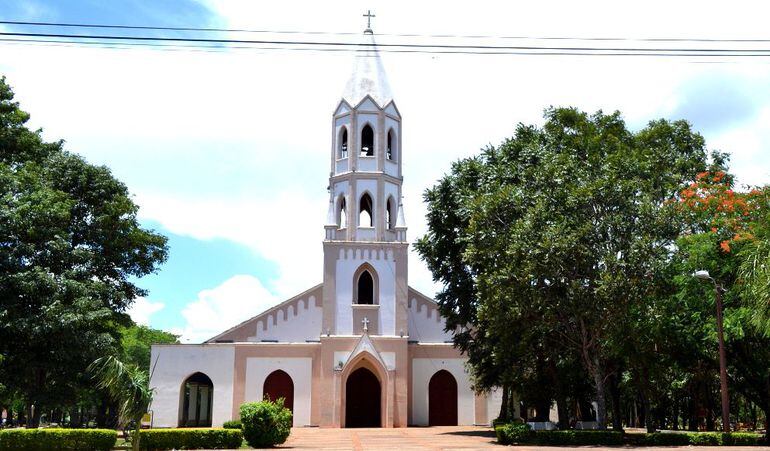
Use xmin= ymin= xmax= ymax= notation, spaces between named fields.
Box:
xmin=345 ymin=367 xmax=381 ymax=427
xmin=429 ymin=370 xmax=458 ymax=426
xmin=179 ymin=372 xmax=213 ymax=427
xmin=263 ymin=370 xmax=294 ymax=413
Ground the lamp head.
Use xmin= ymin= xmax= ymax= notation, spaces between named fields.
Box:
xmin=693 ymin=270 xmax=712 ymax=280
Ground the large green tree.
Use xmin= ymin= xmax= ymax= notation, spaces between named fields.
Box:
xmin=0 ymin=76 xmax=168 ymax=426
xmin=418 ymin=108 xmax=711 ymax=428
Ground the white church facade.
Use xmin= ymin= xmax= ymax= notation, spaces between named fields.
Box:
xmin=149 ymin=29 xmax=502 ymax=429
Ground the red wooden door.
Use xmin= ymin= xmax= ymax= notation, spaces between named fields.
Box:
xmin=429 ymin=370 xmax=458 ymax=426
xmin=345 ymin=367 xmax=381 ymax=427
xmin=263 ymin=370 xmax=294 ymax=413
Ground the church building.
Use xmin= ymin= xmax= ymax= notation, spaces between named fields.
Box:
xmin=149 ymin=26 xmax=502 ymax=429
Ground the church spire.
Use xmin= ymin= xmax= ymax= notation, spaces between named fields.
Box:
xmin=341 ymin=27 xmax=393 ymax=107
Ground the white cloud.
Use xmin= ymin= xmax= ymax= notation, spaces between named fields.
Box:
xmin=174 ymin=274 xmax=280 ymax=343
xmin=3 ymin=0 xmax=770 ymax=317
xmin=127 ymin=297 xmax=166 ymax=326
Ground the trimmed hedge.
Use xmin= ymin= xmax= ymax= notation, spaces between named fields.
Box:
xmin=633 ymin=432 xmax=763 ymax=446
xmin=0 ymin=428 xmax=117 ymax=451
xmin=240 ymin=399 xmax=292 ymax=448
xmin=137 ymin=428 xmax=243 ymax=450
xmin=495 ymin=423 xmax=533 ymax=445
xmin=495 ymin=424 xmax=764 ymax=447
xmin=222 ymin=419 xmax=242 ymax=429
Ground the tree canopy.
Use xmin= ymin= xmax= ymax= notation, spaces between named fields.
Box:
xmin=0 ymin=75 xmax=169 ymax=426
xmin=417 ymin=107 xmax=770 ymax=435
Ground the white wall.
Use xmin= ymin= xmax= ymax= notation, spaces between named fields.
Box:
xmin=249 ymin=296 xmax=322 ymax=342
xmin=334 ymin=247 xmax=396 ymax=335
xmin=243 ymin=357 xmax=312 ymax=427
xmin=411 ymin=357 xmax=475 ymax=426
xmin=408 ymin=299 xmax=453 ymax=343
xmin=149 ymin=345 xmax=234 ymax=428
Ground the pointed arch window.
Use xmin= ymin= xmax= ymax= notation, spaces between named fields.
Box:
xmin=359 ymin=193 xmax=373 ymax=227
xmin=357 ymin=271 xmax=374 ymax=304
xmin=339 ymin=127 xmax=348 ymax=159
xmin=386 ymin=196 xmax=396 ymax=230
xmin=386 ymin=129 xmax=395 ymax=160
xmin=337 ymin=196 xmax=347 ymax=228
xmin=360 ymin=124 xmax=374 ymax=157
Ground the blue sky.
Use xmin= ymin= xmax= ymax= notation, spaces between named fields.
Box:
xmin=2 ymin=0 xmax=770 ymax=341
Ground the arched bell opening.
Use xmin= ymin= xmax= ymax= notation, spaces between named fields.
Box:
xmin=359 ymin=192 xmax=374 ymax=227
xmin=360 ymin=124 xmax=374 ymax=157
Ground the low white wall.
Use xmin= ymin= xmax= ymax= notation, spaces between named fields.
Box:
xmin=149 ymin=345 xmax=234 ymax=428
xmin=243 ymin=357 xmax=312 ymax=427
xmin=411 ymin=358 xmax=474 ymax=426
xmin=486 ymin=387 xmax=504 ymax=425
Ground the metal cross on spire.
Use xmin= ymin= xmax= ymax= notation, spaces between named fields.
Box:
xmin=363 ymin=10 xmax=375 ymax=34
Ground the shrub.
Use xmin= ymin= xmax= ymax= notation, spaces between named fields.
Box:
xmin=0 ymin=428 xmax=117 ymax=451
xmin=222 ymin=419 xmax=242 ymax=429
xmin=495 ymin=422 xmax=533 ymax=445
xmin=239 ymin=399 xmax=293 ymax=448
xmin=137 ymin=428 xmax=243 ymax=450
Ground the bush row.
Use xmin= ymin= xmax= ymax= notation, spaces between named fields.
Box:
xmin=495 ymin=423 xmax=764 ymax=447
xmin=136 ymin=428 xmax=243 ymax=450
xmin=631 ymin=431 xmax=763 ymax=446
xmin=0 ymin=428 xmax=117 ymax=451
xmin=222 ymin=419 xmax=242 ymax=429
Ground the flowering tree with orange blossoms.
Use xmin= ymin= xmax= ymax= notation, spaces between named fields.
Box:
xmin=677 ymin=169 xmax=770 ymax=256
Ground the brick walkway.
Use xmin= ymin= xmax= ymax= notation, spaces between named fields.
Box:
xmin=261 ymin=426 xmax=770 ymax=450
xmin=275 ymin=426 xmax=499 ymax=450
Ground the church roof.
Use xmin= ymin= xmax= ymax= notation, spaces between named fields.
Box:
xmin=341 ymin=33 xmax=394 ymax=108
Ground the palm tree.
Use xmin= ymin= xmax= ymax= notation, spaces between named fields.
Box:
xmin=739 ymin=236 xmax=770 ymax=336
xmin=89 ymin=356 xmax=153 ymax=451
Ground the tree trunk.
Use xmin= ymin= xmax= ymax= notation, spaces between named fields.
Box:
xmin=556 ymin=392 xmax=569 ymax=429
xmin=132 ymin=414 xmax=142 ymax=451
xmin=640 ymin=391 xmax=655 ymax=433
xmin=95 ymin=398 xmax=108 ymax=428
xmin=608 ymin=373 xmax=622 ymax=431
xmin=26 ymin=403 xmax=40 ymax=429
xmin=590 ymin=361 xmax=607 ymax=429
xmin=498 ymin=383 xmax=510 ymax=422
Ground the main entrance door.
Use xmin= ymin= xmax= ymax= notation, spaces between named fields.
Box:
xmin=429 ymin=370 xmax=458 ymax=426
xmin=345 ymin=367 xmax=381 ymax=427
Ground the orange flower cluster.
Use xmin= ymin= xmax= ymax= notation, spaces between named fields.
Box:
xmin=678 ymin=170 xmax=768 ymax=253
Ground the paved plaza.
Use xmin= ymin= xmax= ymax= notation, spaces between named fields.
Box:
xmin=261 ymin=426 xmax=770 ymax=450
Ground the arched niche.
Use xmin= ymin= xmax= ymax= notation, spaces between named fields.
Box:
xmin=179 ymin=372 xmax=213 ymax=427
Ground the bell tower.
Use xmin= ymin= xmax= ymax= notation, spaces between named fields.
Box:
xmin=321 ymin=28 xmax=409 ymax=337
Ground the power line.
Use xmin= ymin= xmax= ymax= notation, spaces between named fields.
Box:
xmin=2 ymin=19 xmax=770 ymax=44
xmin=2 ymin=31 xmax=770 ymax=56
xmin=5 ymin=37 xmax=770 ymax=59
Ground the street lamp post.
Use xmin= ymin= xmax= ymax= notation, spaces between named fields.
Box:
xmin=693 ymin=270 xmax=730 ymax=433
